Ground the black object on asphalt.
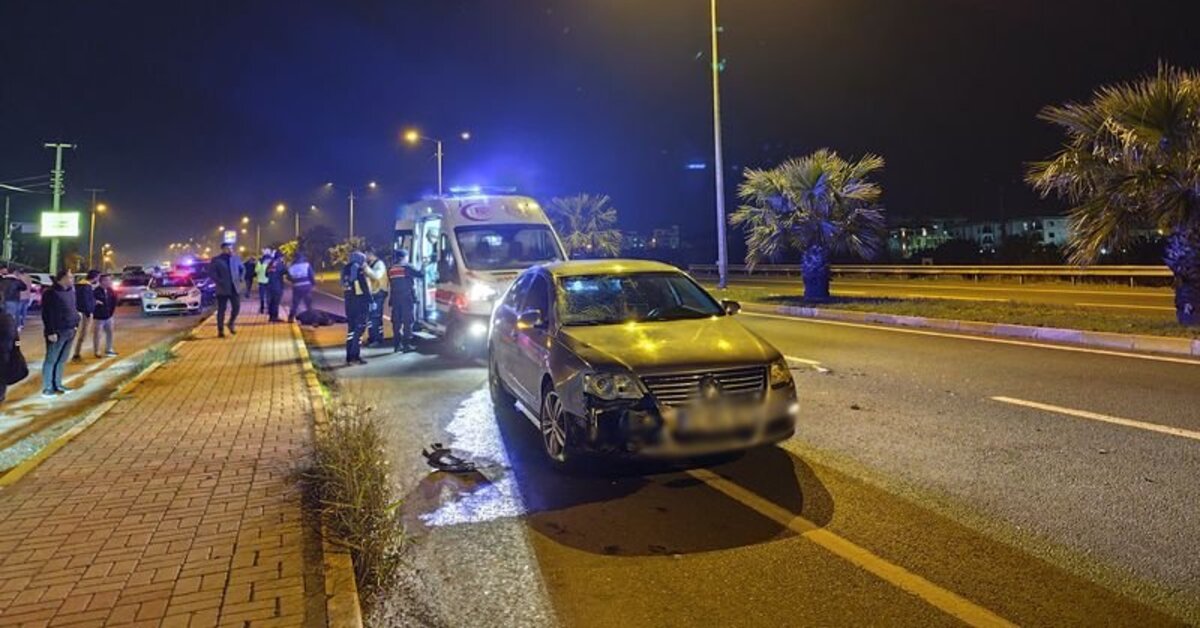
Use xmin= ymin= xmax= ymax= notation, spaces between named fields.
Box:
xmin=422 ymin=443 xmax=477 ymax=474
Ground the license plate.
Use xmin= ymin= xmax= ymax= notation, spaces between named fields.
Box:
xmin=676 ymin=404 xmax=760 ymax=433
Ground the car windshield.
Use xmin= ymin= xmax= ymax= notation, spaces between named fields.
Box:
xmin=557 ymin=272 xmax=725 ymax=326
xmin=151 ymin=276 xmax=194 ymax=289
xmin=455 ymin=225 xmax=562 ymax=271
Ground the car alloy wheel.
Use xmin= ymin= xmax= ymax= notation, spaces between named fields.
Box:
xmin=540 ymin=390 xmax=568 ymax=463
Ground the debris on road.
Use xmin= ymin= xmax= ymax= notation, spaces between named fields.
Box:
xmin=422 ymin=442 xmax=478 ymax=474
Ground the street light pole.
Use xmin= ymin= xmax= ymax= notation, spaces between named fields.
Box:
xmin=44 ymin=142 xmax=75 ymax=275
xmin=435 ymin=139 xmax=444 ymax=197
xmin=2 ymin=196 xmax=11 ymax=261
xmin=85 ymin=188 xmax=105 ymax=269
xmin=348 ymin=190 xmax=355 ymax=241
xmin=710 ymin=0 xmax=729 ymax=290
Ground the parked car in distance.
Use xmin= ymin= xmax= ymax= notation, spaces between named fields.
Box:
xmin=488 ymin=259 xmax=799 ymax=467
xmin=141 ymin=274 xmax=202 ymax=316
xmin=114 ymin=274 xmax=151 ymax=304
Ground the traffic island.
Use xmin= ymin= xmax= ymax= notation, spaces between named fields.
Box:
xmin=0 ymin=311 xmax=332 ymax=626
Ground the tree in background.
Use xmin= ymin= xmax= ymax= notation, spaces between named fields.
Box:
xmin=731 ymin=149 xmax=886 ymax=301
xmin=548 ymin=194 xmax=622 ymax=258
xmin=1028 ymin=65 xmax=1200 ymax=325
xmin=327 ymin=237 xmax=366 ymax=267
xmin=302 ymin=224 xmax=339 ymax=268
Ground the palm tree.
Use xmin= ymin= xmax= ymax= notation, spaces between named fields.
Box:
xmin=731 ymin=149 xmax=886 ymax=301
xmin=548 ymin=194 xmax=622 ymax=258
xmin=1027 ymin=65 xmax=1200 ymax=325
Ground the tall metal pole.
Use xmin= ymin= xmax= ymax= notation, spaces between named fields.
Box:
xmin=348 ymin=190 xmax=356 ymax=241
xmin=294 ymin=211 xmax=300 ymax=239
xmin=2 ymin=196 xmax=11 ymax=261
xmin=436 ymin=139 xmax=444 ymax=197
xmin=255 ymin=225 xmax=261 ymax=252
xmin=710 ymin=0 xmax=729 ymax=289
xmin=44 ymin=143 xmax=75 ymax=275
xmin=85 ymin=188 xmax=105 ymax=269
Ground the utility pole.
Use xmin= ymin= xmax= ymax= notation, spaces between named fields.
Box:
xmin=710 ymin=0 xmax=729 ymax=289
xmin=435 ymin=139 xmax=444 ymax=197
xmin=348 ymin=190 xmax=355 ymax=241
xmin=44 ymin=142 xmax=76 ymax=274
xmin=2 ymin=196 xmax=11 ymax=261
xmin=85 ymin=187 xmax=106 ymax=269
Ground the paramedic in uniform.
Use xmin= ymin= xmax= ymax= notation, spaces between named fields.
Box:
xmin=341 ymin=251 xmax=371 ymax=365
xmin=387 ymin=249 xmax=421 ymax=353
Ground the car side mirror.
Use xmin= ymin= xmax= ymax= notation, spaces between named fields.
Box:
xmin=517 ymin=309 xmax=545 ymax=330
xmin=722 ymin=300 xmax=741 ymax=315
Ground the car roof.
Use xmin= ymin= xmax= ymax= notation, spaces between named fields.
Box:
xmin=539 ymin=259 xmax=681 ymax=278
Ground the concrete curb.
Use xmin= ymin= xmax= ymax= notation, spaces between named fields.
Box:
xmin=289 ymin=322 xmax=365 ymax=628
xmin=0 ymin=311 xmax=213 ymax=486
xmin=760 ymin=304 xmax=1200 ymax=357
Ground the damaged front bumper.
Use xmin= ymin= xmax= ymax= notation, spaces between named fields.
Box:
xmin=568 ymin=387 xmax=799 ymax=458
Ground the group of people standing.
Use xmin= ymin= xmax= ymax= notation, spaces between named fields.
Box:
xmin=0 ymin=266 xmax=119 ymax=402
xmin=340 ymin=247 xmax=420 ymax=365
xmin=208 ymin=243 xmax=317 ymax=338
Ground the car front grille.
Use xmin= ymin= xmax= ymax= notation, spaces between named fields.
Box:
xmin=641 ymin=366 xmax=766 ymax=407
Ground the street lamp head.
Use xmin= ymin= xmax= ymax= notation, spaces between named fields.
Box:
xmin=96 ymin=203 xmax=107 ymax=213
xmin=460 ymin=131 xmax=471 ymax=141
xmin=403 ymin=129 xmax=421 ymax=144
xmin=368 ymin=181 xmax=378 ymax=189
xmin=218 ymin=225 xmax=225 ymax=231
xmin=241 ymin=216 xmax=249 ymax=224
xmin=275 ymin=203 xmax=286 ymax=213
xmin=325 ymin=182 xmax=334 ymax=188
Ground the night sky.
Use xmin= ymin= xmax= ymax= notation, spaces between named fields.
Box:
xmin=3 ymin=0 xmax=1199 ymax=265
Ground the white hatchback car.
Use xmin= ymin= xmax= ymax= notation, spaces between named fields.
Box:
xmin=142 ymin=275 xmax=202 ymax=316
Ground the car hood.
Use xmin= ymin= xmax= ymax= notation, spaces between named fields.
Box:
xmin=559 ymin=316 xmax=781 ymax=373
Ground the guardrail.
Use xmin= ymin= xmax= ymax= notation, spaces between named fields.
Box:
xmin=688 ymin=264 xmax=1173 ymax=286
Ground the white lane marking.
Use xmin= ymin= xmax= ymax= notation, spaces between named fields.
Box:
xmin=991 ymin=396 xmax=1200 ymax=443
xmin=902 ymin=294 xmax=1008 ymax=303
xmin=744 ymin=311 xmax=1200 ymax=367
xmin=784 ymin=355 xmax=830 ymax=373
xmin=688 ymin=468 xmax=1015 ymax=627
xmin=1074 ymin=302 xmax=1176 ymax=312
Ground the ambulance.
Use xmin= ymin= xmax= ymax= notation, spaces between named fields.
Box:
xmin=393 ymin=190 xmax=567 ymax=356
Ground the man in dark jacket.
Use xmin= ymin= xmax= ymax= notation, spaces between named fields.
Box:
xmin=388 ymin=249 xmax=421 ymax=353
xmin=72 ymin=270 xmax=99 ymax=361
xmin=0 ymin=308 xmax=17 ymax=406
xmin=210 ymin=242 xmax=241 ymax=338
xmin=92 ymin=274 xmax=118 ymax=357
xmin=267 ymin=252 xmax=286 ymax=322
xmin=243 ymin=256 xmax=257 ymax=298
xmin=41 ymin=270 xmax=80 ymax=397
xmin=0 ymin=264 xmax=27 ymax=326
xmin=342 ymin=250 xmax=371 ymax=365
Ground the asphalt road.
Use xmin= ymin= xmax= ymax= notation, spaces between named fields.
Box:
xmin=701 ymin=275 xmax=1177 ymax=312
xmin=304 ymin=289 xmax=1198 ymax=626
xmin=0 ymin=303 xmax=203 ymax=467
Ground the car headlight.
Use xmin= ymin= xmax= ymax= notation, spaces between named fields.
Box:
xmin=143 ymin=291 xmax=157 ymax=299
xmin=768 ymin=358 xmax=793 ymax=388
xmin=583 ymin=372 xmax=643 ymax=401
xmin=466 ymin=281 xmax=497 ymax=303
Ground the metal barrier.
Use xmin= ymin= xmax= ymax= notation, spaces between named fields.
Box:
xmin=687 ymin=264 xmax=1173 ymax=286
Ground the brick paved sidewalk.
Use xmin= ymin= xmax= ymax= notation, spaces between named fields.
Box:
xmin=0 ymin=312 xmax=324 ymax=627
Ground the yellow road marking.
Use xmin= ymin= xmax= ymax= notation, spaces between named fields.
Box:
xmin=688 ymin=468 xmax=1016 ymax=627
xmin=991 ymin=396 xmax=1200 ymax=442
xmin=730 ymin=278 xmax=1173 ymax=299
xmin=744 ymin=312 xmax=1200 ymax=367
xmin=1074 ymin=302 xmax=1176 ymax=312
xmin=902 ymin=294 xmax=1009 ymax=302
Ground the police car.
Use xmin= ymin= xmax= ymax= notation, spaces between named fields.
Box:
xmin=141 ymin=274 xmax=202 ymax=316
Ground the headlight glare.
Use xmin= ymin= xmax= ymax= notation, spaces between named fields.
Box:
xmin=769 ymin=358 xmax=792 ymax=387
xmin=584 ymin=372 xmax=643 ymax=401
xmin=143 ymin=291 xmax=157 ymax=299
xmin=467 ymin=281 xmax=497 ymax=303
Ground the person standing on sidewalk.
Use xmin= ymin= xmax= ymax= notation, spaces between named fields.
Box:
xmin=364 ymin=249 xmax=388 ymax=346
xmin=92 ymin=274 xmax=118 ymax=357
xmin=243 ymin=256 xmax=257 ymax=299
xmin=256 ymin=250 xmax=271 ymax=313
xmin=286 ymin=252 xmax=314 ymax=323
xmin=342 ymin=250 xmax=371 ymax=365
xmin=72 ymin=270 xmax=99 ymax=362
xmin=210 ymin=243 xmax=242 ymax=338
xmin=0 ymin=307 xmax=18 ymax=409
xmin=388 ymin=249 xmax=421 ymax=353
xmin=266 ymin=251 xmax=286 ymax=322
xmin=15 ymin=269 xmax=34 ymax=331
xmin=0 ymin=264 xmax=27 ymax=331
xmin=41 ymin=270 xmax=80 ymax=397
